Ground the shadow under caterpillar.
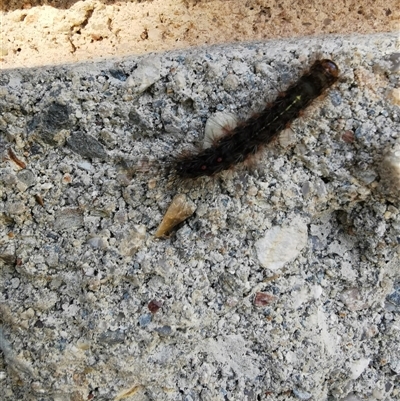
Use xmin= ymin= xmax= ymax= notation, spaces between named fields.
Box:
xmin=172 ymin=59 xmax=339 ymax=179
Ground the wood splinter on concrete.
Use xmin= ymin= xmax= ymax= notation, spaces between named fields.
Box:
xmin=7 ymin=148 xmax=27 ymax=169
xmin=155 ymin=194 xmax=196 ymax=238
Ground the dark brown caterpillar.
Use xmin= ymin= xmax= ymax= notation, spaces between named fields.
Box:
xmin=173 ymin=59 xmax=339 ymax=179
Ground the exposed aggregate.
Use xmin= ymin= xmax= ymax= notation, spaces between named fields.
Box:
xmin=0 ymin=33 xmax=399 ymax=401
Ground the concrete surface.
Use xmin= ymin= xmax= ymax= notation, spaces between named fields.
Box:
xmin=0 ymin=31 xmax=400 ymax=401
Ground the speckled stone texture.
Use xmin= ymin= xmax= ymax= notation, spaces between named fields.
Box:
xmin=0 ymin=33 xmax=399 ymax=401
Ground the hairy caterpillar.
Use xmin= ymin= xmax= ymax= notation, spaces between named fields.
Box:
xmin=173 ymin=59 xmax=339 ymax=179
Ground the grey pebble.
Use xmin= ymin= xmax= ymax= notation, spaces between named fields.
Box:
xmin=17 ymin=169 xmax=36 ymax=188
xmin=53 ymin=207 xmax=84 ymax=231
xmin=67 ymin=131 xmax=108 ymax=160
xmin=154 ymin=325 xmax=172 ymax=336
xmin=223 ymin=74 xmax=240 ymax=91
xmin=6 ymin=201 xmax=25 ymax=216
xmin=139 ymin=314 xmax=152 ymax=327
xmin=29 ymin=101 xmax=72 ymax=146
xmin=387 ymin=285 xmax=400 ymax=308
xmin=293 ymin=388 xmax=313 ymax=400
xmin=125 ymin=56 xmax=162 ymax=93
xmin=98 ymin=330 xmax=126 ymax=345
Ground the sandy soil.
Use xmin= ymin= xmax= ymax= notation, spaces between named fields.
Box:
xmin=1 ymin=0 xmax=399 ymax=69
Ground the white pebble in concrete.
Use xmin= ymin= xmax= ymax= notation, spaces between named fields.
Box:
xmin=255 ymin=216 xmax=308 ymax=270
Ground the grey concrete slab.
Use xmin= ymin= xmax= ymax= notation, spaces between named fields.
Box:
xmin=0 ymin=32 xmax=399 ymax=401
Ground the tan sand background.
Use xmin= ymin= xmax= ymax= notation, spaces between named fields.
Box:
xmin=1 ymin=1 xmax=399 ymax=68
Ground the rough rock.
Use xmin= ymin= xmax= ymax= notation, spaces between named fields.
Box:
xmin=0 ymin=33 xmax=399 ymax=401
